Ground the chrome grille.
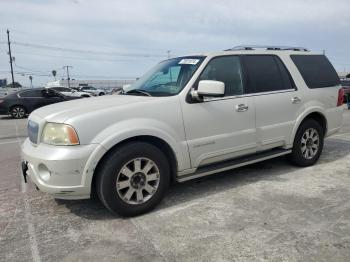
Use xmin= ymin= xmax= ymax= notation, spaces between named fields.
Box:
xmin=28 ymin=120 xmax=39 ymax=144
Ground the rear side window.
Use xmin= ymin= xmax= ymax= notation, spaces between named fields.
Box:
xmin=291 ymin=55 xmax=340 ymax=88
xmin=19 ymin=90 xmax=43 ymax=98
xmin=242 ymin=55 xmax=293 ymax=93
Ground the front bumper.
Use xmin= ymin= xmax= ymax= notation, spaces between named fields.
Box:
xmin=21 ymin=138 xmax=103 ymax=199
xmin=0 ymin=106 xmax=8 ymax=115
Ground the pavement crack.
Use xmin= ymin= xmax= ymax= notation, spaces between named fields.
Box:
xmin=130 ymin=218 xmax=170 ymax=262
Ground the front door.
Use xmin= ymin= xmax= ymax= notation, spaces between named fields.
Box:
xmin=181 ymin=56 xmax=257 ymax=168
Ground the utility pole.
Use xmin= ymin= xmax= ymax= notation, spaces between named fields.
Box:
xmin=167 ymin=50 xmax=171 ymax=59
xmin=6 ymin=29 xmax=15 ymax=88
xmin=63 ymin=65 xmax=73 ymax=88
xmin=29 ymin=75 xmax=33 ymax=88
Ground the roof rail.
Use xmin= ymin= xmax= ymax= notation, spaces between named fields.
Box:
xmin=225 ymin=45 xmax=309 ymax=52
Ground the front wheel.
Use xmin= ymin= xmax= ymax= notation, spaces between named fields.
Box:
xmin=96 ymin=142 xmax=170 ymax=216
xmin=287 ymin=119 xmax=324 ymax=167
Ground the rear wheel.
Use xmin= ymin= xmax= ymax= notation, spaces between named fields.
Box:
xmin=96 ymin=142 xmax=170 ymax=216
xmin=10 ymin=106 xmax=26 ymax=119
xmin=287 ymin=119 xmax=324 ymax=167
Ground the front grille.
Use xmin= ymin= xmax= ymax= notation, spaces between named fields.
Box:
xmin=28 ymin=120 xmax=39 ymax=144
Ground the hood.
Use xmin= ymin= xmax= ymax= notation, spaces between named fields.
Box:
xmin=32 ymin=95 xmax=156 ymax=123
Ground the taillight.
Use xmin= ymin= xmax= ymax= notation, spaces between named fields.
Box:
xmin=337 ymin=88 xmax=345 ymax=107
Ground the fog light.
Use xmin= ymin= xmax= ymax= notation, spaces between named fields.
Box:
xmin=38 ymin=164 xmax=51 ymax=181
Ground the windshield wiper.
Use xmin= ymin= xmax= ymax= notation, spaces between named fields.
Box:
xmin=124 ymin=89 xmax=152 ymax=96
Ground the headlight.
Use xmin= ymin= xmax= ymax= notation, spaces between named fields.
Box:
xmin=41 ymin=123 xmax=80 ymax=146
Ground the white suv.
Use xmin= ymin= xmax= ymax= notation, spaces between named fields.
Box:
xmin=21 ymin=46 xmax=344 ymax=216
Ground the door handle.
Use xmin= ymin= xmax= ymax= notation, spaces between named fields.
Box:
xmin=236 ymin=104 xmax=249 ymax=112
xmin=291 ymin=97 xmax=301 ymax=104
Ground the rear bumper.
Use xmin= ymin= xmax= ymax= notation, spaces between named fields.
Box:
xmin=21 ymin=138 xmax=104 ymax=199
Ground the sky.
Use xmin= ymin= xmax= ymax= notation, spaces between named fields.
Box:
xmin=0 ymin=0 xmax=349 ymax=87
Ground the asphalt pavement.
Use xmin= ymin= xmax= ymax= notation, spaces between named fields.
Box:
xmin=1 ymin=108 xmax=350 ymax=262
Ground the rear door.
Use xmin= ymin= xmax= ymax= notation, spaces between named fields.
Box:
xmin=242 ymin=55 xmax=302 ymax=151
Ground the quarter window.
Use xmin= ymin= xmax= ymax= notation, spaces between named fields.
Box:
xmin=291 ymin=55 xmax=340 ymax=88
xmin=243 ymin=55 xmax=291 ymax=93
xmin=199 ymin=56 xmax=244 ymax=96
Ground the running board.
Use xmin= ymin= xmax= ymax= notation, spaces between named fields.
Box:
xmin=177 ymin=148 xmax=292 ymax=183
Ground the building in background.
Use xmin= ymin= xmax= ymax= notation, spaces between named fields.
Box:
xmin=46 ymin=79 xmax=135 ymax=90
xmin=338 ymin=71 xmax=350 ymax=80
xmin=0 ymin=79 xmax=7 ymax=87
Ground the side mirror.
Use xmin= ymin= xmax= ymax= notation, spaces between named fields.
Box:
xmin=192 ymin=80 xmax=225 ymax=101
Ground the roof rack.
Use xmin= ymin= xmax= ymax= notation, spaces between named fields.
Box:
xmin=225 ymin=45 xmax=309 ymax=52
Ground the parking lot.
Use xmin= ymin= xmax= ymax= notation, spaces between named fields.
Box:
xmin=0 ymin=108 xmax=349 ymax=262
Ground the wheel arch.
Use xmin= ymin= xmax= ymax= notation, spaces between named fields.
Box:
xmin=90 ymin=135 xmax=178 ymax=198
xmin=9 ymin=104 xmax=27 ymax=112
xmin=291 ymin=110 xmax=327 ymax=145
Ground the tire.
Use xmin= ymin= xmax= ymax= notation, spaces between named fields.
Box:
xmin=287 ymin=119 xmax=324 ymax=167
xmin=99 ymin=92 xmax=105 ymax=96
xmin=96 ymin=141 xmax=170 ymax=217
xmin=10 ymin=105 xmax=26 ymax=119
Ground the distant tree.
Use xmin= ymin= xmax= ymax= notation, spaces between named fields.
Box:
xmin=6 ymin=82 xmax=22 ymax=88
xmin=52 ymin=70 xmax=57 ymax=80
xmin=346 ymin=73 xmax=350 ymax=79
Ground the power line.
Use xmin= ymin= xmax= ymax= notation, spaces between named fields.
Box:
xmin=5 ymin=28 xmax=169 ymax=53
xmin=12 ymin=41 xmax=166 ymax=58
xmin=13 ymin=50 xmax=160 ymax=62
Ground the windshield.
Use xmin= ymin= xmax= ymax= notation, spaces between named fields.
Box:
xmin=126 ymin=56 xmax=205 ymax=96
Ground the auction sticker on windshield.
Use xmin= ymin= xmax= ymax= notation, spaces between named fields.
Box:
xmin=179 ymin=59 xmax=200 ymax=65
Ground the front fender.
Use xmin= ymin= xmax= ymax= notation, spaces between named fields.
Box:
xmin=92 ymin=118 xmax=190 ymax=172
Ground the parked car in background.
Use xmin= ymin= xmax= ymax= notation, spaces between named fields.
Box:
xmin=0 ymin=88 xmax=80 ymax=119
xmin=21 ymin=47 xmax=343 ymax=216
xmin=341 ymin=79 xmax=350 ymax=103
xmin=78 ymin=86 xmax=105 ymax=96
xmin=0 ymin=87 xmax=23 ymax=98
xmin=108 ymin=87 xmax=123 ymax=95
xmin=47 ymin=86 xmax=93 ymax=98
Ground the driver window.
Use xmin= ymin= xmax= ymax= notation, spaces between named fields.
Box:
xmin=43 ymin=89 xmax=60 ymax=97
xmin=199 ymin=56 xmax=244 ymax=96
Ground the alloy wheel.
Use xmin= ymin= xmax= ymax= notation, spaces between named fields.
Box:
xmin=116 ymin=157 xmax=160 ymax=205
xmin=301 ymin=128 xmax=319 ymax=159
xmin=12 ymin=107 xmax=25 ymax=119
